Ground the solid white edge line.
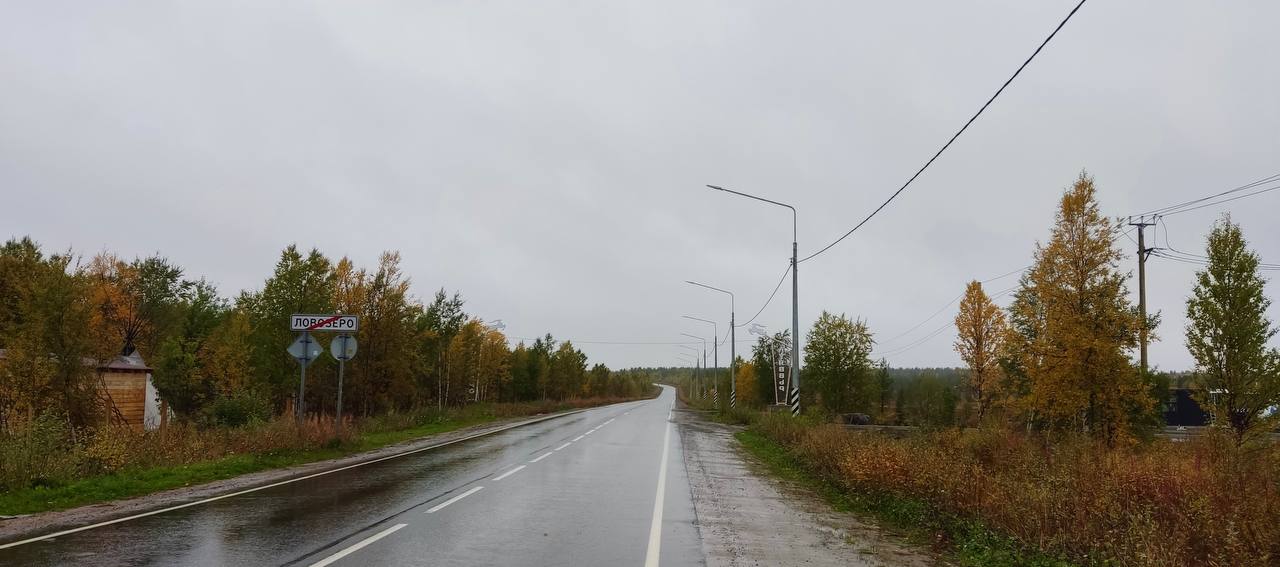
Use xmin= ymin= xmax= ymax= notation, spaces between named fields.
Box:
xmin=643 ymin=420 xmax=673 ymax=567
xmin=492 ymin=465 xmax=527 ymax=481
xmin=308 ymin=523 xmax=406 ymax=567
xmin=0 ymin=403 xmax=619 ymax=550
xmin=529 ymin=452 xmax=554 ymax=463
xmin=426 ymin=486 xmax=484 ymax=513
xmin=554 ymin=442 xmax=572 ymax=451
xmin=572 ymin=435 xmax=585 ymax=442
xmin=584 ymin=430 xmax=595 ymax=436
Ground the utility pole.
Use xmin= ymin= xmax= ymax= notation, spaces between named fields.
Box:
xmin=1128 ymin=215 xmax=1156 ymax=375
xmin=705 ymin=185 xmax=799 ymax=416
xmin=790 ymin=239 xmax=800 ymax=416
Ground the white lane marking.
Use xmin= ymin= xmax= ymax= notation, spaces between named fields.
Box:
xmin=554 ymin=442 xmax=572 ymax=451
xmin=529 ymin=451 xmax=554 ymax=463
xmin=625 ymin=412 xmax=630 ymax=415
xmin=309 ymin=523 xmax=406 ymax=567
xmin=426 ymin=486 xmax=484 ymax=513
xmin=492 ymin=465 xmax=526 ymax=481
xmin=584 ymin=430 xmax=595 ymax=436
xmin=573 ymin=435 xmax=585 ymax=442
xmin=605 ymin=418 xmax=615 ymax=424
xmin=643 ymin=419 xmax=673 ymax=567
xmin=0 ymin=404 xmax=609 ymax=550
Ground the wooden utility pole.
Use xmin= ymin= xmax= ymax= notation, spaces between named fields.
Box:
xmin=1128 ymin=215 xmax=1157 ymax=374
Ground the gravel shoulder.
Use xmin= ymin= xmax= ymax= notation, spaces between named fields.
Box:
xmin=0 ymin=406 xmax=598 ymax=545
xmin=676 ymin=408 xmax=941 ymax=567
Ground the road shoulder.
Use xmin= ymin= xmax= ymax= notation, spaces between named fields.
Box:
xmin=676 ymin=409 xmax=941 ymax=567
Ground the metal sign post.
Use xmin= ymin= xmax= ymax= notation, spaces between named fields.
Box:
xmin=287 ymin=332 xmax=322 ymax=424
xmin=289 ymin=314 xmax=359 ymax=427
xmin=330 ymin=333 xmax=358 ymax=433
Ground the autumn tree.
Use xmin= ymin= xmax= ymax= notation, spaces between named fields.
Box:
xmin=750 ymin=330 xmax=790 ymax=406
xmin=733 ymin=357 xmax=758 ymax=407
xmin=803 ymin=311 xmax=876 ymax=414
xmin=152 ymin=280 xmax=230 ymax=417
xmin=417 ymin=290 xmax=467 ymax=408
xmin=350 ymin=252 xmax=420 ymax=414
xmin=954 ymin=280 xmax=1009 ymax=423
xmin=0 ymin=240 xmax=105 ymax=427
xmin=1185 ymin=216 xmax=1280 ymax=445
xmin=87 ymin=253 xmax=188 ymax=358
xmin=1006 ymin=173 xmax=1150 ymax=444
xmin=238 ymin=245 xmax=335 ymax=410
xmin=549 ymin=341 xmax=588 ymax=400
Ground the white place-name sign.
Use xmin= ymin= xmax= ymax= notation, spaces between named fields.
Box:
xmin=290 ymin=314 xmax=359 ymax=332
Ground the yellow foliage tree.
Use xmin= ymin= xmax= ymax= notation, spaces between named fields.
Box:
xmin=953 ymin=280 xmax=1008 ymax=423
xmin=734 ymin=360 xmax=758 ymax=407
xmin=1006 ymin=173 xmax=1150 ymax=444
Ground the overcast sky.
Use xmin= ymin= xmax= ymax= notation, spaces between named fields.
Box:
xmin=3 ymin=1 xmax=1277 ymax=371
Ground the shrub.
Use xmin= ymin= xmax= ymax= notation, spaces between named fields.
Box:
xmin=0 ymin=413 xmax=82 ymax=491
xmin=751 ymin=419 xmax=1280 ymax=566
xmin=203 ymin=393 xmax=271 ymax=428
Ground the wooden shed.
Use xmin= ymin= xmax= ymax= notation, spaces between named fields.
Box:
xmin=98 ymin=352 xmax=156 ymax=429
xmin=0 ymin=349 xmax=163 ymax=429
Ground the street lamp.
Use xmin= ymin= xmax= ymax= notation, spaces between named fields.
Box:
xmin=682 ymin=316 xmax=717 ymax=407
xmin=686 ymin=281 xmax=737 ymax=408
xmin=680 ymin=332 xmax=711 ymax=409
xmin=677 ymin=344 xmax=702 ymax=397
xmin=707 ymin=184 xmax=801 ymax=416
xmin=682 ymin=315 xmax=717 ymax=407
xmin=676 ymin=352 xmax=701 ymax=399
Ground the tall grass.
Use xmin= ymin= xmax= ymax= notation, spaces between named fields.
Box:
xmin=749 ymin=414 xmax=1280 ymax=566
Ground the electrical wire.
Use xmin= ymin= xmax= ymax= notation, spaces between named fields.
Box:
xmin=1135 ymin=173 xmax=1280 ymax=217
xmin=1158 ymin=184 xmax=1280 ymax=218
xmin=872 ymin=225 xmax=1137 ymax=357
xmin=735 ymin=263 xmax=792 ymax=329
xmin=798 ymin=0 xmax=1089 ymax=264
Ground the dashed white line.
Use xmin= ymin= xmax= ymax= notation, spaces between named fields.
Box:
xmin=573 ymin=435 xmax=585 ymax=442
xmin=530 ymin=451 xmax=554 ymax=463
xmin=0 ymin=404 xmax=608 ymax=550
xmin=309 ymin=523 xmax=406 ymax=567
xmin=555 ymin=442 xmax=572 ymax=451
xmin=492 ymin=465 xmax=526 ymax=481
xmin=426 ymin=486 xmax=484 ymax=513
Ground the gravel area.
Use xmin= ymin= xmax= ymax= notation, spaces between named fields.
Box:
xmin=676 ymin=409 xmax=942 ymax=567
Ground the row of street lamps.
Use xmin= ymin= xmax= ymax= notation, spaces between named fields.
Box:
xmin=680 ymin=185 xmax=801 ymax=416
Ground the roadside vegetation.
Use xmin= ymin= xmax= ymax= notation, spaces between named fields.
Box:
xmin=0 ymin=240 xmax=658 ymax=514
xmin=672 ymin=173 xmax=1280 ymax=566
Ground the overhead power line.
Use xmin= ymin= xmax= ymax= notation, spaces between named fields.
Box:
xmin=872 ymin=224 xmax=1138 ymax=357
xmin=1160 ymin=184 xmax=1280 ymax=217
xmin=1136 ymin=172 xmax=1280 ymax=217
xmin=799 ymin=0 xmax=1089 ymax=264
xmin=735 ymin=263 xmax=792 ymax=329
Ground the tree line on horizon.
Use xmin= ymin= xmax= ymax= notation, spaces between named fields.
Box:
xmin=0 ymin=242 xmax=651 ymax=430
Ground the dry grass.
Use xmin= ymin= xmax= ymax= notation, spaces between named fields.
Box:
xmin=751 ymin=414 xmax=1280 ymax=566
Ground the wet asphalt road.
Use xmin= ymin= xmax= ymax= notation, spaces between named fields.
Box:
xmin=0 ymin=386 xmax=701 ymax=567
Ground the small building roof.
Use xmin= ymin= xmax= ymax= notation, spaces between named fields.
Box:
xmin=0 ymin=349 xmax=151 ymax=372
